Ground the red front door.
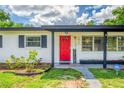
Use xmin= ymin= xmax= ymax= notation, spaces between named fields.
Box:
xmin=60 ymin=36 xmax=71 ymax=63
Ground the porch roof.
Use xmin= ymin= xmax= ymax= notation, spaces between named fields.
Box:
xmin=0 ymin=25 xmax=124 ymax=32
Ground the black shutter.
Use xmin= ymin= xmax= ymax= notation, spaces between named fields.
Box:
xmin=19 ymin=35 xmax=25 ymax=48
xmin=0 ymin=35 xmax=2 ymax=48
xmin=41 ymin=35 xmax=47 ymax=48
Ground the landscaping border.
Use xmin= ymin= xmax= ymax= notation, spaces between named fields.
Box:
xmin=15 ymin=66 xmax=52 ymax=76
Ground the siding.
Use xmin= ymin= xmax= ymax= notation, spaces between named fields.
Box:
xmin=0 ymin=31 xmax=124 ymax=63
xmin=0 ymin=31 xmax=51 ymax=63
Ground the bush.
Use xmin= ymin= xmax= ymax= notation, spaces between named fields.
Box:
xmin=5 ymin=50 xmax=41 ymax=72
xmin=11 ymin=55 xmax=23 ymax=69
xmin=6 ymin=58 xmax=13 ymax=69
xmin=5 ymin=55 xmax=25 ymax=69
xmin=25 ymin=50 xmax=38 ymax=72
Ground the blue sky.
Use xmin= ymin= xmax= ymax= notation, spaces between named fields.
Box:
xmin=0 ymin=5 xmax=120 ymax=26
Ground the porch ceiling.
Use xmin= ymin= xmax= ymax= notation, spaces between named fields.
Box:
xmin=0 ymin=25 xmax=124 ymax=32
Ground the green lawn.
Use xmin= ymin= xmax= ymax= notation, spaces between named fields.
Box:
xmin=89 ymin=68 xmax=124 ymax=88
xmin=0 ymin=68 xmax=86 ymax=88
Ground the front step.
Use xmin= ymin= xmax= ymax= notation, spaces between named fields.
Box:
xmin=59 ymin=61 xmax=70 ymax=64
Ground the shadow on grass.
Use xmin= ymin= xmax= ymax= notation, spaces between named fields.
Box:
xmin=89 ymin=68 xmax=124 ymax=79
xmin=2 ymin=71 xmax=15 ymax=74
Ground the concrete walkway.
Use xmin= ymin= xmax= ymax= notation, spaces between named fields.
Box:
xmin=73 ymin=67 xmax=102 ymax=88
xmin=55 ymin=64 xmax=102 ymax=88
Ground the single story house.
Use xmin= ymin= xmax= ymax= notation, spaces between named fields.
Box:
xmin=0 ymin=25 xmax=124 ymax=68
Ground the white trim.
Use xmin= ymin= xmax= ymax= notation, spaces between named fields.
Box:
xmin=25 ymin=35 xmax=41 ymax=48
xmin=116 ymin=36 xmax=118 ymax=51
xmin=94 ymin=36 xmax=105 ymax=52
xmin=81 ymin=36 xmax=93 ymax=51
xmin=92 ymin=36 xmax=94 ymax=51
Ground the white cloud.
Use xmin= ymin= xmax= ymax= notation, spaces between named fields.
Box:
xmin=9 ymin=5 xmax=79 ymax=26
xmin=77 ymin=6 xmax=121 ymax=25
xmin=8 ymin=5 xmax=122 ymax=26
xmin=9 ymin=5 xmax=50 ymax=16
xmin=76 ymin=13 xmax=92 ymax=25
xmin=91 ymin=6 xmax=120 ymax=24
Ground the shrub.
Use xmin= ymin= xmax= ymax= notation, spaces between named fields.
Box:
xmin=25 ymin=50 xmax=38 ymax=72
xmin=27 ymin=50 xmax=38 ymax=62
xmin=14 ymin=57 xmax=27 ymax=69
xmin=11 ymin=55 xmax=22 ymax=69
xmin=5 ymin=50 xmax=41 ymax=72
xmin=6 ymin=58 xmax=13 ymax=69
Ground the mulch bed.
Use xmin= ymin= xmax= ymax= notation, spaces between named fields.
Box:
xmin=15 ymin=67 xmax=52 ymax=76
xmin=0 ymin=63 xmax=52 ymax=76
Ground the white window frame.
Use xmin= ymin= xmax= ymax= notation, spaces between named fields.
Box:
xmin=81 ymin=35 xmax=124 ymax=52
xmin=117 ymin=36 xmax=119 ymax=51
xmin=94 ymin=36 xmax=104 ymax=52
xmin=107 ymin=36 xmax=117 ymax=51
xmin=25 ymin=36 xmax=41 ymax=47
xmin=92 ymin=36 xmax=94 ymax=51
xmin=118 ymin=36 xmax=124 ymax=51
xmin=82 ymin=36 xmax=93 ymax=51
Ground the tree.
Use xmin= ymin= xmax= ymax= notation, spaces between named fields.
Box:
xmin=0 ymin=9 xmax=10 ymax=21
xmin=103 ymin=6 xmax=124 ymax=25
xmin=86 ymin=20 xmax=94 ymax=25
xmin=0 ymin=9 xmax=23 ymax=27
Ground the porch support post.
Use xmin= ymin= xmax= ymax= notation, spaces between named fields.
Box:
xmin=103 ymin=31 xmax=107 ymax=69
xmin=51 ymin=31 xmax=54 ymax=67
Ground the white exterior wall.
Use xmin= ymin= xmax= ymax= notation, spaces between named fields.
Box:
xmin=0 ymin=31 xmax=51 ymax=63
xmin=54 ymin=32 xmax=124 ymax=63
xmin=0 ymin=31 xmax=124 ymax=63
xmin=54 ymin=32 xmax=104 ymax=63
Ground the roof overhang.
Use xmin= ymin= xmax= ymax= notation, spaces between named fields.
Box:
xmin=0 ymin=25 xmax=124 ymax=32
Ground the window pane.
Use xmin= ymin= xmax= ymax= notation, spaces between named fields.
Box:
xmin=107 ymin=37 xmax=116 ymax=51
xmin=26 ymin=36 xmax=40 ymax=47
xmin=26 ymin=42 xmax=40 ymax=47
xmin=94 ymin=37 xmax=103 ymax=51
xmin=82 ymin=37 xmax=92 ymax=51
xmin=26 ymin=37 xmax=40 ymax=41
xmin=118 ymin=36 xmax=124 ymax=51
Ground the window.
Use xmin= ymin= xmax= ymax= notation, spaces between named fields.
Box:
xmin=118 ymin=36 xmax=124 ymax=51
xmin=94 ymin=37 xmax=103 ymax=51
xmin=26 ymin=36 xmax=40 ymax=47
xmin=107 ymin=37 xmax=117 ymax=51
xmin=82 ymin=36 xmax=92 ymax=51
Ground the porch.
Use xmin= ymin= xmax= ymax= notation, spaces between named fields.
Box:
xmin=49 ymin=25 xmax=124 ymax=69
xmin=54 ymin=64 xmax=124 ymax=69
